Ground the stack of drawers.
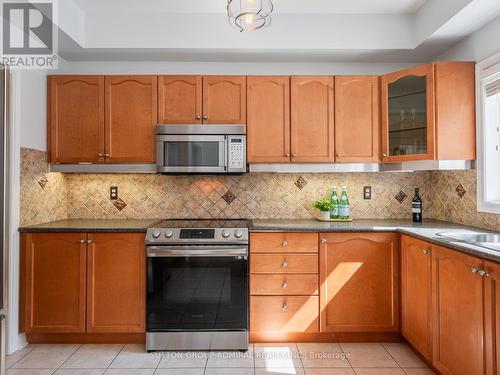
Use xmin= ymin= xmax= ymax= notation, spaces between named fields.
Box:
xmin=249 ymin=232 xmax=320 ymax=335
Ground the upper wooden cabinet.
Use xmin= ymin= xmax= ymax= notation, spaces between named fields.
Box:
xmin=86 ymin=233 xmax=145 ymax=333
xmin=319 ymin=232 xmax=399 ymax=333
xmin=335 ymin=76 xmax=380 ymax=163
xmin=291 ymin=76 xmax=335 ymax=162
xmin=381 ymin=62 xmax=475 ymax=162
xmin=247 ymin=76 xmax=290 ymax=163
xmin=23 ymin=233 xmax=87 ymax=333
xmin=158 ymin=76 xmax=202 ymax=124
xmin=401 ymin=235 xmax=433 ymax=362
xmin=105 ymin=76 xmax=157 ymax=163
xmin=48 ymin=76 xmax=104 ymax=164
xmin=432 ymin=245 xmax=485 ymax=375
xmin=158 ymin=75 xmax=246 ymax=124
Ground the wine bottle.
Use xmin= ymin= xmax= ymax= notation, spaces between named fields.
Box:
xmin=330 ymin=186 xmax=339 ymax=219
xmin=412 ymin=188 xmax=422 ymax=222
xmin=338 ymin=186 xmax=350 ymax=220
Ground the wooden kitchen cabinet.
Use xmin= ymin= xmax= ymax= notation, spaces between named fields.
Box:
xmin=381 ymin=62 xmax=475 ymax=162
xmin=158 ymin=75 xmax=202 ymax=124
xmin=483 ymin=261 xmax=500 ymax=375
xmin=335 ymin=76 xmax=380 ymax=162
xmin=48 ymin=75 xmax=104 ymax=164
xmin=203 ymin=76 xmax=246 ymax=124
xmin=24 ymin=233 xmax=87 ymax=333
xmin=291 ymin=76 xmax=335 ymax=162
xmin=319 ymin=232 xmax=399 ymax=332
xmin=104 ymin=75 xmax=157 ymax=163
xmin=247 ymin=76 xmax=290 ymax=163
xmin=432 ymin=244 xmax=485 ymax=375
xmin=86 ymin=233 xmax=145 ymax=333
xmin=401 ymin=235 xmax=433 ymax=361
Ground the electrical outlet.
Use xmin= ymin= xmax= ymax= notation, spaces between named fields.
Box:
xmin=363 ymin=186 xmax=372 ymax=200
xmin=110 ymin=186 xmax=118 ymax=200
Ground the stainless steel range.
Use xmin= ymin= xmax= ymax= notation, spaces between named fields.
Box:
xmin=145 ymin=220 xmax=249 ymax=351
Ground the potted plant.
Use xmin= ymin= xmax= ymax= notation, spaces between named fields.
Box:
xmin=313 ymin=198 xmax=334 ymax=221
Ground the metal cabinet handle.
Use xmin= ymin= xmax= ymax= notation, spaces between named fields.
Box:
xmin=478 ymin=269 xmax=490 ymax=277
xmin=87 ymin=239 xmax=93 ymax=244
xmin=80 ymin=239 xmax=86 ymax=243
xmin=104 ymin=153 xmax=110 ymax=157
xmin=382 ymin=153 xmax=387 ymax=157
xmin=336 ymin=153 xmax=341 ymax=157
xmin=285 ymin=153 xmax=290 ymax=157
xmin=282 ymin=303 xmax=288 ymax=311
xmin=282 ymin=260 xmax=288 ymax=268
xmin=320 ymin=239 xmax=327 ymax=244
xmin=282 ymin=240 xmax=288 ymax=247
xmin=423 ymin=248 xmax=432 ymax=255
xmin=203 ymin=115 xmax=208 ymax=120
xmin=282 ymin=281 xmax=288 ymax=289
xmin=97 ymin=153 xmax=104 ymax=157
xmin=292 ymin=153 xmax=297 ymax=157
xmin=196 ymin=115 xmax=201 ymax=120
xmin=471 ymin=267 xmax=479 ymax=274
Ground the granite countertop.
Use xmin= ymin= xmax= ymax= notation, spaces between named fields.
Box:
xmin=19 ymin=219 xmax=163 ymax=233
xmin=249 ymin=219 xmax=500 ymax=263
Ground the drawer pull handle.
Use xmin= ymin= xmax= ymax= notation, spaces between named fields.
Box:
xmin=423 ymin=248 xmax=431 ymax=255
xmin=478 ymin=269 xmax=490 ymax=277
xmin=471 ymin=267 xmax=479 ymax=274
xmin=87 ymin=239 xmax=93 ymax=244
xmin=80 ymin=239 xmax=86 ymax=243
xmin=282 ymin=282 xmax=288 ymax=289
xmin=282 ymin=303 xmax=288 ymax=311
xmin=282 ymin=260 xmax=288 ymax=268
xmin=320 ymin=239 xmax=327 ymax=244
xmin=282 ymin=240 xmax=288 ymax=247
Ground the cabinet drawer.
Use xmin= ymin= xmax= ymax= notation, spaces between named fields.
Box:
xmin=251 ymin=254 xmax=318 ymax=274
xmin=250 ymin=233 xmax=318 ymax=253
xmin=251 ymin=275 xmax=319 ymax=295
xmin=250 ymin=296 xmax=319 ymax=332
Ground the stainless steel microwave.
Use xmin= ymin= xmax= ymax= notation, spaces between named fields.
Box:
xmin=156 ymin=124 xmax=247 ymax=174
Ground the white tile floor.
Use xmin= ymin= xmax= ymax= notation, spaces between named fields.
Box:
xmin=5 ymin=342 xmax=436 ymax=375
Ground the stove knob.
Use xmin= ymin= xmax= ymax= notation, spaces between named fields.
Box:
xmin=151 ymin=229 xmax=161 ymax=239
xmin=222 ymin=229 xmax=231 ymax=238
xmin=234 ymin=229 xmax=243 ymax=238
xmin=165 ymin=230 xmax=174 ymax=238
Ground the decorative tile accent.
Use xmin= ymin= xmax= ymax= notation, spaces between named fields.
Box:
xmin=113 ymin=198 xmax=127 ymax=211
xmin=222 ymin=190 xmax=236 ymax=205
xmin=37 ymin=177 xmax=48 ymax=190
xmin=456 ymin=183 xmax=467 ymax=198
xmin=394 ymin=190 xmax=408 ymax=204
xmin=295 ymin=176 xmax=307 ymax=190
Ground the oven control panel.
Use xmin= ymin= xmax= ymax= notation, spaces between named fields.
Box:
xmin=227 ymin=136 xmax=246 ymax=172
xmin=146 ymin=227 xmax=249 ymax=244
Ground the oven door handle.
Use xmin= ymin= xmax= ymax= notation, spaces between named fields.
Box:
xmin=146 ymin=245 xmax=248 ymax=257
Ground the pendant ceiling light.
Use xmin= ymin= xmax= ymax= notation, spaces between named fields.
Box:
xmin=227 ymin=0 xmax=273 ymax=32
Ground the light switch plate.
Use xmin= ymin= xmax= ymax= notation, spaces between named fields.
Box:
xmin=110 ymin=186 xmax=118 ymax=200
xmin=363 ymin=186 xmax=371 ymax=200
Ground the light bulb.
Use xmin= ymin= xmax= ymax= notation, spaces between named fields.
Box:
xmin=245 ymin=13 xmax=254 ymax=24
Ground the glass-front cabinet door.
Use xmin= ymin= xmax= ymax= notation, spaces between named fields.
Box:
xmin=381 ymin=64 xmax=435 ymax=162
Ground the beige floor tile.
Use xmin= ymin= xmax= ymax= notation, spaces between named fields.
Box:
xmin=353 ymin=369 xmax=405 ymax=375
xmin=402 ymin=369 xmax=436 ymax=375
xmin=105 ymin=370 xmax=155 ymax=375
xmin=254 ymin=343 xmax=302 ymax=369
xmin=12 ymin=345 xmax=80 ymax=369
xmin=154 ymin=370 xmax=204 ymax=375
xmin=6 ymin=370 xmax=55 ymax=375
xmin=62 ymin=344 xmax=124 ymax=369
xmin=205 ymin=348 xmax=254 ymax=368
xmin=108 ymin=344 xmax=160 ymax=369
xmin=297 ymin=343 xmax=350 ymax=368
xmin=6 ymin=345 xmax=38 ymax=368
xmin=157 ymin=351 xmax=208 ymax=368
xmin=339 ymin=344 xmax=398 ymax=368
xmin=382 ymin=344 xmax=426 ymax=368
xmin=55 ymin=370 xmax=106 ymax=375
xmin=204 ymin=369 xmax=254 ymax=375
xmin=255 ymin=368 xmax=306 ymax=375
xmin=304 ymin=369 xmax=355 ymax=375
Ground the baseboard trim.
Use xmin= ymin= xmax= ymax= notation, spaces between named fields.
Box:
xmin=250 ymin=331 xmax=403 ymax=343
xmin=26 ymin=333 xmax=145 ymax=344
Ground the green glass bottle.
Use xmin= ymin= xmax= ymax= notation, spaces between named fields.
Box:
xmin=330 ymin=186 xmax=339 ymax=219
xmin=338 ymin=186 xmax=350 ymax=220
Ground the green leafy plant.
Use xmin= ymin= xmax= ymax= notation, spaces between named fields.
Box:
xmin=312 ymin=198 xmax=334 ymax=212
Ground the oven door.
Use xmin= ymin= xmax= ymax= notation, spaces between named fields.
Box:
xmin=156 ymin=135 xmax=227 ymax=173
xmin=146 ymin=245 xmax=248 ymax=332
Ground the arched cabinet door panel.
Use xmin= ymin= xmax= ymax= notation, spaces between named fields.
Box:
xmin=203 ymin=76 xmax=246 ymax=124
xmin=158 ymin=75 xmax=202 ymax=124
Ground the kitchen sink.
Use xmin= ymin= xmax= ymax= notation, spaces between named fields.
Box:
xmin=436 ymin=232 xmax=500 ymax=252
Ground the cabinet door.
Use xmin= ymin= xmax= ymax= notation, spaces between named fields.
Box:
xmin=24 ymin=233 xmax=86 ymax=333
xmin=158 ymin=75 xmax=202 ymax=124
xmin=381 ymin=64 xmax=435 ymax=162
xmin=247 ymin=76 xmax=290 ymax=163
xmin=484 ymin=261 xmax=500 ymax=375
xmin=86 ymin=233 xmax=145 ymax=333
xmin=291 ymin=76 xmax=335 ymax=162
xmin=319 ymin=232 xmax=399 ymax=332
xmin=401 ymin=235 xmax=432 ymax=361
xmin=432 ymin=245 xmax=485 ymax=375
xmin=48 ymin=76 xmax=104 ymax=163
xmin=202 ymin=76 xmax=246 ymax=124
xmin=104 ymin=75 xmax=157 ymax=163
xmin=335 ymin=76 xmax=380 ymax=163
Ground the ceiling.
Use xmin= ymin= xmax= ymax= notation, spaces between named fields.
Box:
xmin=52 ymin=0 xmax=500 ymax=63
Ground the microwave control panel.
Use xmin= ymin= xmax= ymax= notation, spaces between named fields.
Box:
xmin=228 ymin=136 xmax=246 ymax=172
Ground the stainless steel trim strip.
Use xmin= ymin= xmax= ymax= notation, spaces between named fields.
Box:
xmin=156 ymin=124 xmax=246 ymax=135
xmin=146 ymin=331 xmax=248 ymax=351
xmin=49 ymin=163 xmax=157 ymax=173
xmin=146 ymin=245 xmax=248 ymax=257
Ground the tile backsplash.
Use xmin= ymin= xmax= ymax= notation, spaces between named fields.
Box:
xmin=19 ymin=147 xmax=500 ymax=232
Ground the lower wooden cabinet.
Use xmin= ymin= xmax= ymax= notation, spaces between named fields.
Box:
xmin=24 ymin=233 xmax=87 ymax=333
xmin=21 ymin=232 xmax=145 ymax=336
xmin=319 ymin=232 xmax=399 ymax=332
xmin=484 ymin=261 xmax=500 ymax=375
xmin=432 ymin=245 xmax=485 ymax=375
xmin=401 ymin=235 xmax=433 ymax=361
